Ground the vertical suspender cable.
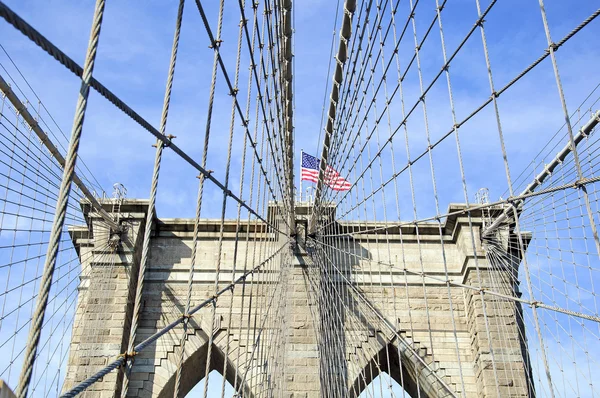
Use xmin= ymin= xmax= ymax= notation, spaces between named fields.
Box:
xmin=189 ymin=0 xmax=227 ymax=396
xmin=218 ymin=0 xmax=246 ymax=394
xmin=537 ymin=0 xmax=600 ymax=258
xmin=120 ymin=1 xmax=184 ymax=396
xmin=311 ymin=0 xmax=357 ymax=233
xmin=0 ymin=75 xmax=118 ymax=231
xmin=15 ymin=1 xmax=106 ymax=397
xmin=282 ymin=0 xmax=295 ymax=236
xmin=119 ymin=142 xmax=163 ymax=398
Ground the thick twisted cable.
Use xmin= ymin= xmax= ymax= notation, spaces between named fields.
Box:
xmin=174 ymin=0 xmax=229 ymax=395
xmin=0 ymin=0 xmax=281 ymax=233
xmin=0 ymin=75 xmax=118 ymax=230
xmin=168 ymin=0 xmax=200 ymax=396
xmin=194 ymin=0 xmax=293 ymax=227
xmin=60 ymin=243 xmax=284 ymax=398
xmin=218 ymin=2 xmax=247 ymax=394
xmin=315 ymin=6 xmax=600 ymax=227
xmin=119 ymin=142 xmax=163 ymax=398
xmin=14 ymin=1 xmax=105 ymax=396
xmin=61 ymin=358 xmax=125 ymax=398
xmin=198 ymin=0 xmax=227 ymax=395
xmin=119 ymin=2 xmax=185 ymax=394
xmin=538 ymin=0 xmax=600 ymax=260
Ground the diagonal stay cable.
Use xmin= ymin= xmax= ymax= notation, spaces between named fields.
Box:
xmin=322 ymin=0 xmax=492 ymax=209
xmin=321 ymin=4 xmax=600 ymax=220
xmin=0 ymin=43 xmax=103 ymax=193
xmin=0 ymin=1 xmax=282 ymax=234
xmin=483 ymin=110 xmax=600 ymax=237
xmin=237 ymin=0 xmax=289 ymax=183
xmin=320 ymin=173 xmax=600 ymax=240
xmin=192 ymin=0 xmax=292 ymax=226
xmin=59 ymin=242 xmax=286 ymax=398
xmin=311 ymin=236 xmax=600 ymax=325
xmin=319 ymin=6 xmax=600 ymax=232
xmin=322 ymin=0 xmax=420 ymax=197
xmin=14 ymin=0 xmax=106 ymax=395
xmin=0 ymin=74 xmax=117 ymax=230
xmin=309 ymin=237 xmax=458 ymax=397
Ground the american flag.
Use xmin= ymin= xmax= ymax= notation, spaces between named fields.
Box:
xmin=301 ymin=152 xmax=351 ymax=191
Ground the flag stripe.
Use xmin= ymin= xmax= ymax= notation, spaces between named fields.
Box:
xmin=300 ymin=152 xmax=351 ymax=191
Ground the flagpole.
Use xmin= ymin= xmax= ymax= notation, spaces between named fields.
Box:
xmin=299 ymin=149 xmax=303 ymax=202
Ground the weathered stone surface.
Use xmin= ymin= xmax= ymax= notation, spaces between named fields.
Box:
xmin=64 ymin=201 xmax=532 ymax=397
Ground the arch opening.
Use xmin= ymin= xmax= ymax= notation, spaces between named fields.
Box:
xmin=153 ymin=340 xmax=251 ymax=398
xmin=358 ymin=372 xmax=410 ymax=398
xmin=350 ymin=342 xmax=437 ymax=398
xmin=186 ymin=370 xmax=235 ymax=397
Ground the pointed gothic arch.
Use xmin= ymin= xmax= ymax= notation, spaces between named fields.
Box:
xmin=151 ymin=337 xmax=253 ymax=398
xmin=349 ymin=342 xmax=453 ymax=398
xmin=358 ymin=371 xmax=407 ymax=398
xmin=186 ymin=370 xmax=236 ymax=397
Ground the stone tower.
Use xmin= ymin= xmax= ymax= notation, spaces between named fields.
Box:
xmin=63 ymin=200 xmax=533 ymax=397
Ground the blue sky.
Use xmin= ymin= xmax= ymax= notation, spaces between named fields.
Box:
xmin=0 ymin=0 xmax=598 ymax=219
xmin=0 ymin=0 xmax=346 ymax=221
xmin=1 ymin=0 xmax=600 ymax=397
